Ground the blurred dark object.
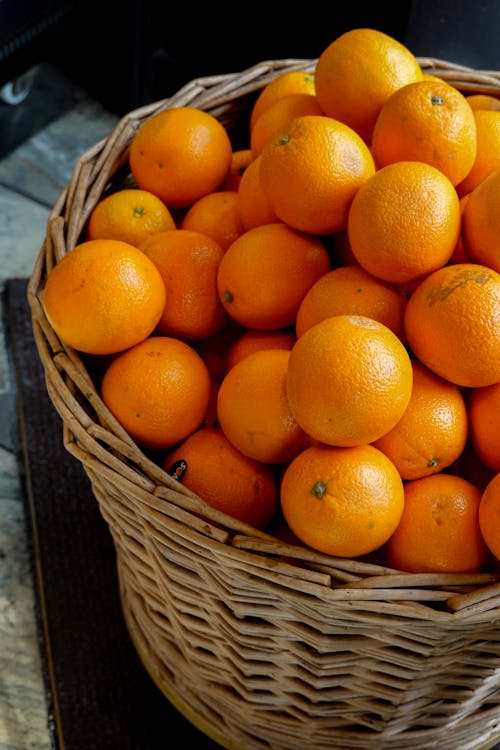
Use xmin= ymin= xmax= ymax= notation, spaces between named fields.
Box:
xmin=0 ymin=0 xmax=74 ymax=99
xmin=0 ymin=1 xmax=80 ymax=157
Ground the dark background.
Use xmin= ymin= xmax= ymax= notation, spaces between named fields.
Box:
xmin=0 ymin=0 xmax=410 ymax=115
xmin=3 ymin=0 xmax=500 ymax=118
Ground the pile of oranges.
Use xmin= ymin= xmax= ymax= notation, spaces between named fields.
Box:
xmin=42 ymin=27 xmax=500 ymax=576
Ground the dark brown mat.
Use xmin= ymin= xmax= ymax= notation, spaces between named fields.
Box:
xmin=4 ymin=277 xmax=219 ymax=750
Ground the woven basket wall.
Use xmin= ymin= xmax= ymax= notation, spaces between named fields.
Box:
xmin=28 ymin=56 xmax=500 ymax=750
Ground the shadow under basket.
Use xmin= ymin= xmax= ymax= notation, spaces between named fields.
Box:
xmin=28 ymin=56 xmax=500 ymax=750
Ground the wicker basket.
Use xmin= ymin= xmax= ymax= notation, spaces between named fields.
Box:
xmin=28 ymin=56 xmax=500 ymax=750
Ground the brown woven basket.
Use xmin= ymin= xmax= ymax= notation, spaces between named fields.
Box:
xmin=28 ymin=56 xmax=500 ymax=750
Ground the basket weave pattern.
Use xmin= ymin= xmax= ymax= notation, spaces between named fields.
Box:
xmin=28 ymin=57 xmax=500 ymax=750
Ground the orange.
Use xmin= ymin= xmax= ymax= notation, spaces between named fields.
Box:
xmin=217 ymin=349 xmax=311 ymax=464
xmin=139 ymin=229 xmax=227 ymax=342
xmin=203 ymin=378 xmax=219 ymax=428
xmin=404 ymin=263 xmax=500 ymax=387
xmin=224 ymin=328 xmax=296 ymax=373
xmin=422 ymin=73 xmax=444 ymax=83
xmin=249 ymin=69 xmax=316 ymax=132
xmin=286 ymin=315 xmax=413 ymax=447
xmin=43 ymin=238 xmax=166 ymax=355
xmin=384 ymin=473 xmax=488 ymax=573
xmin=101 ymin=335 xmax=211 ymax=450
xmin=129 ymin=106 xmax=232 ymax=208
xmin=259 ymin=115 xmax=375 ymax=235
xmin=462 ymin=169 xmax=500 ymax=273
xmin=250 ymin=93 xmax=323 ymax=156
xmin=221 ymin=148 xmax=254 ymax=190
xmin=295 ymin=264 xmax=408 ymax=340
xmin=216 ymin=222 xmax=330 ymax=330
xmin=371 ymin=79 xmax=477 ymax=187
xmin=450 ymin=443 xmax=496 ymax=492
xmin=273 ymin=521 xmax=304 ymax=547
xmin=372 ymin=359 xmax=468 ymax=480
xmin=469 ymin=383 xmax=500 ymax=472
xmin=162 ymin=426 xmax=279 ymax=530
xmin=85 ymin=188 xmax=176 ymax=246
xmin=479 ymin=473 xmax=500 ymax=561
xmin=180 ymin=190 xmax=245 ymax=251
xmin=237 ymin=154 xmax=280 ymax=230
xmin=449 ymin=235 xmax=470 ymax=265
xmin=456 ymin=110 xmax=500 ymax=196
xmin=329 ymin=229 xmax=358 ymax=267
xmin=466 ymin=93 xmax=500 ymax=111
xmin=194 ymin=318 xmax=245 ymax=383
xmin=347 ymin=161 xmax=461 ymax=284
xmin=280 ymin=442 xmax=404 ymax=558
xmin=314 ymin=28 xmax=423 ymax=143
xmin=448 ymin=193 xmax=471 ymax=265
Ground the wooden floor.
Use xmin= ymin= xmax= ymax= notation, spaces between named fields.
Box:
xmin=0 ymin=64 xmax=118 ymax=750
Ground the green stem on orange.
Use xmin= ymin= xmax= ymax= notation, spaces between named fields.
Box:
xmin=310 ymin=481 xmax=327 ymax=499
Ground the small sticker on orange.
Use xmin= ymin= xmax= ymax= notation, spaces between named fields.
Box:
xmin=168 ymin=459 xmax=187 ymax=481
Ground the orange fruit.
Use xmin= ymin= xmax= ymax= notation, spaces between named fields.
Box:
xmin=371 ymin=79 xmax=477 ymax=187
xmin=295 ymin=264 xmax=408 ymax=340
xmin=273 ymin=521 xmax=304 ymax=547
xmin=217 ymin=348 xmax=311 ymax=464
xmin=237 ymin=154 xmax=280 ymax=230
xmin=85 ymin=188 xmax=176 ymax=246
xmin=329 ymin=229 xmax=358 ymax=267
xmin=347 ymin=161 xmax=461 ymax=284
xmin=129 ymin=106 xmax=232 ymax=208
xmin=286 ymin=315 xmax=413 ymax=447
xmin=404 ymin=263 xmax=500 ymax=387
xmin=259 ymin=114 xmax=375 ymax=235
xmin=203 ymin=378 xmax=219 ymax=428
xmin=43 ymin=238 xmax=166 ymax=355
xmin=162 ymin=426 xmax=279 ymax=530
xmin=462 ymin=169 xmax=500 ymax=273
xmin=422 ymin=73 xmax=444 ymax=83
xmin=224 ymin=328 xmax=296 ymax=373
xmin=384 ymin=473 xmax=488 ymax=574
xmin=280 ymin=442 xmax=404 ymax=558
xmin=466 ymin=93 xmax=500 ymax=111
xmin=180 ymin=190 xmax=245 ymax=251
xmin=479 ymin=473 xmax=500 ymax=561
xmin=217 ymin=222 xmax=330 ymax=330
xmin=314 ymin=28 xmax=423 ymax=143
xmin=221 ymin=148 xmax=254 ymax=190
xmin=450 ymin=442 xmax=496 ymax=492
xmin=469 ymin=383 xmax=500 ymax=473
xmin=249 ymin=69 xmax=316 ymax=132
xmin=250 ymin=93 xmax=323 ymax=156
xmin=456 ymin=110 xmax=500 ymax=196
xmin=139 ymin=229 xmax=227 ymax=342
xmin=448 ymin=193 xmax=471 ymax=265
xmin=372 ymin=359 xmax=468 ymax=480
xmin=101 ymin=335 xmax=211 ymax=450
xmin=194 ymin=319 xmax=245 ymax=383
